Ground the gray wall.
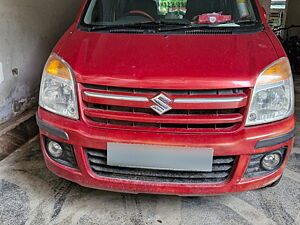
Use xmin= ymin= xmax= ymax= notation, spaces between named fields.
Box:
xmin=0 ymin=0 xmax=82 ymax=124
xmin=286 ymin=0 xmax=300 ymax=37
xmin=259 ymin=0 xmax=271 ymax=19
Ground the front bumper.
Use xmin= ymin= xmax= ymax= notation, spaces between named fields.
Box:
xmin=37 ymin=108 xmax=295 ymax=195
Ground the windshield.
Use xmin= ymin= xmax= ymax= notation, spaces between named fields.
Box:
xmin=81 ymin=0 xmax=260 ymax=31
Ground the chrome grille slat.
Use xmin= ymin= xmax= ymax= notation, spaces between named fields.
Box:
xmin=173 ymin=96 xmax=244 ymax=103
xmin=83 ymin=91 xmax=245 ymax=104
xmin=85 ymin=92 xmax=149 ymax=102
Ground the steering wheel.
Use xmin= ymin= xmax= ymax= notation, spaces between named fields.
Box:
xmin=129 ymin=10 xmax=155 ymax=22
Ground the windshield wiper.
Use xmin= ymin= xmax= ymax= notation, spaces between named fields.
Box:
xmin=157 ymin=21 xmax=234 ymax=32
xmin=89 ymin=23 xmax=146 ymax=32
xmin=89 ymin=20 xmax=191 ymax=32
xmin=235 ymin=19 xmax=258 ymax=25
xmin=87 ymin=19 xmax=258 ymax=32
xmin=157 ymin=20 xmax=259 ymax=32
xmin=146 ymin=20 xmax=191 ymax=26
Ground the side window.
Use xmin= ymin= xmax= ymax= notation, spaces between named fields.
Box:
xmin=236 ymin=0 xmax=255 ymax=19
xmin=84 ymin=0 xmax=115 ymax=24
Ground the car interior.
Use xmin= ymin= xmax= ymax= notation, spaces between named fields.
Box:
xmin=84 ymin=0 xmax=255 ymax=25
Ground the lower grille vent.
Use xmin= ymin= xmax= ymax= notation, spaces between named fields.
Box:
xmin=86 ymin=148 xmax=236 ymax=183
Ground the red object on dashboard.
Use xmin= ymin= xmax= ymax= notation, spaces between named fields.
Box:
xmin=197 ymin=13 xmax=232 ymax=24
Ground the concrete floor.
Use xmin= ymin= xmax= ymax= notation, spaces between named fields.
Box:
xmin=1 ymin=78 xmax=300 ymax=225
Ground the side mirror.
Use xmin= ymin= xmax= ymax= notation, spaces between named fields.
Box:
xmin=261 ymin=7 xmax=267 ymax=24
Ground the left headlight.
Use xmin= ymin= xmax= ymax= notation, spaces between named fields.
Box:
xmin=246 ymin=58 xmax=294 ymax=126
xmin=39 ymin=54 xmax=79 ymax=119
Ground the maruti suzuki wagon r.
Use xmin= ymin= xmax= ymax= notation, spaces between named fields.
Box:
xmin=37 ymin=0 xmax=296 ymax=195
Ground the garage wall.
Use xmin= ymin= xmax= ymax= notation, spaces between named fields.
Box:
xmin=285 ymin=0 xmax=300 ymax=36
xmin=259 ymin=0 xmax=271 ymax=19
xmin=0 ymin=0 xmax=82 ymax=124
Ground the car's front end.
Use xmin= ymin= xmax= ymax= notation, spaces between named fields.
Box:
xmin=37 ymin=0 xmax=295 ymax=195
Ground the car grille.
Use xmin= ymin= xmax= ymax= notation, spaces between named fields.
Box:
xmin=86 ymin=148 xmax=237 ymax=183
xmin=81 ymin=84 xmax=249 ymax=133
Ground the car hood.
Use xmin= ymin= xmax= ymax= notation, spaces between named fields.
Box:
xmin=57 ymin=30 xmax=278 ymax=89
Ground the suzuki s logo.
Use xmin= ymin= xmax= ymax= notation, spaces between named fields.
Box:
xmin=150 ymin=93 xmax=172 ymax=115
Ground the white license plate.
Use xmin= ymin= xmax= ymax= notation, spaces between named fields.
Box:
xmin=107 ymin=143 xmax=214 ymax=172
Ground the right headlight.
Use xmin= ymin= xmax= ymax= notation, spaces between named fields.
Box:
xmin=246 ymin=58 xmax=294 ymax=126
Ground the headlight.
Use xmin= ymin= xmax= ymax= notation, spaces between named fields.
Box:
xmin=39 ymin=54 xmax=79 ymax=119
xmin=246 ymin=58 xmax=294 ymax=126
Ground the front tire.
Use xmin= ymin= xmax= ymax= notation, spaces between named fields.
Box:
xmin=261 ymin=176 xmax=282 ymax=189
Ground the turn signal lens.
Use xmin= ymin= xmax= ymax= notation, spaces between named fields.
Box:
xmin=257 ymin=58 xmax=292 ymax=85
xmin=45 ymin=56 xmax=72 ymax=80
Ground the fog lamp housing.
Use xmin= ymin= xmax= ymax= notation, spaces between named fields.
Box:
xmin=244 ymin=147 xmax=286 ymax=178
xmin=44 ymin=137 xmax=78 ymax=169
xmin=261 ymin=152 xmax=282 ymax=171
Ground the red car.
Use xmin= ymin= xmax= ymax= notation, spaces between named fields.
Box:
xmin=37 ymin=0 xmax=295 ymax=195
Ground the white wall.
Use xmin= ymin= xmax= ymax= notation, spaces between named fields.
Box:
xmin=0 ymin=0 xmax=82 ymax=124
